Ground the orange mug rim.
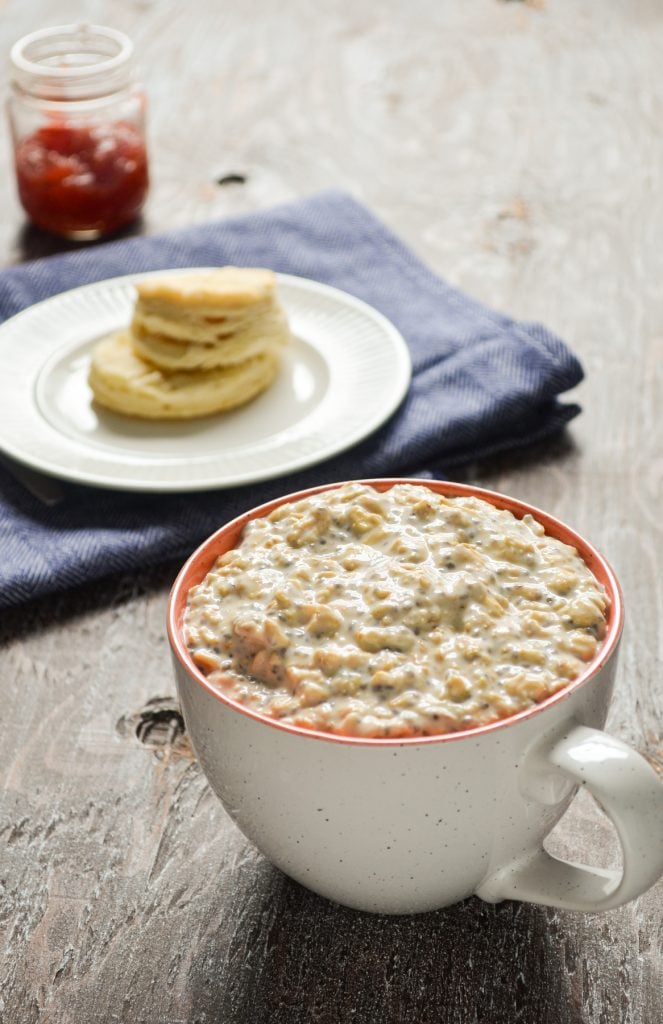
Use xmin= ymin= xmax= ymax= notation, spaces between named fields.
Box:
xmin=167 ymin=478 xmax=624 ymax=747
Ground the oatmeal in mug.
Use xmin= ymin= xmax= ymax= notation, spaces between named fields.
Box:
xmin=184 ymin=483 xmax=609 ymax=738
xmin=171 ymin=480 xmax=663 ymax=913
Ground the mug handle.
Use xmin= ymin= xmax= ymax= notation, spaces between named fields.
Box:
xmin=476 ymin=724 xmax=663 ymax=911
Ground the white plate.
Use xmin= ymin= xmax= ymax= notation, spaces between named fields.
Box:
xmin=0 ymin=271 xmax=411 ymax=492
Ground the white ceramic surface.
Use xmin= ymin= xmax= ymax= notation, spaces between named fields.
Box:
xmin=0 ymin=272 xmax=411 ymax=492
xmin=168 ymin=479 xmax=663 ymax=914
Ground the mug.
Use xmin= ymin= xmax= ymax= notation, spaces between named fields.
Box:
xmin=167 ymin=479 xmax=663 ymax=914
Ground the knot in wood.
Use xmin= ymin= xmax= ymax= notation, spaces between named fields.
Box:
xmin=116 ymin=697 xmax=193 ymax=760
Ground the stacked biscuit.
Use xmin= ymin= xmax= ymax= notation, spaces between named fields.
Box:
xmin=89 ymin=267 xmax=290 ymax=419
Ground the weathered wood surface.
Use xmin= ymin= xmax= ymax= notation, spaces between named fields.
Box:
xmin=1 ymin=0 xmax=662 ymax=1021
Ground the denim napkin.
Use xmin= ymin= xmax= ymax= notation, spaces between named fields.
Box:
xmin=0 ymin=190 xmax=582 ymax=608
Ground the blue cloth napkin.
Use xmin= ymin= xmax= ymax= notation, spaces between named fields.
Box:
xmin=0 ymin=190 xmax=582 ymax=608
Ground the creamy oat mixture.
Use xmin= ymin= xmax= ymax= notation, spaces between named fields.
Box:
xmin=184 ymin=483 xmax=609 ymax=737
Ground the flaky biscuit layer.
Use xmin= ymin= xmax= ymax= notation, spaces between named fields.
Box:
xmin=135 ymin=267 xmax=276 ymax=309
xmin=131 ymin=306 xmax=291 ymax=370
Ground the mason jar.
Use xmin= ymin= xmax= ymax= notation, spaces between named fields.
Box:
xmin=8 ymin=23 xmax=149 ymax=239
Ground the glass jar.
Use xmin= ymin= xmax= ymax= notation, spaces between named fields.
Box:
xmin=7 ymin=23 xmax=149 ymax=239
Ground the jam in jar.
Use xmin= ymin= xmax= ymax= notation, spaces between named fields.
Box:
xmin=8 ymin=24 xmax=149 ymax=239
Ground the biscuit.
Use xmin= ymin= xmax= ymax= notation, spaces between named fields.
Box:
xmin=130 ymin=267 xmax=291 ymax=372
xmin=89 ymin=330 xmax=281 ymax=420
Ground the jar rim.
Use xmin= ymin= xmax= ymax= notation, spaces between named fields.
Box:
xmin=9 ymin=23 xmax=134 ymax=99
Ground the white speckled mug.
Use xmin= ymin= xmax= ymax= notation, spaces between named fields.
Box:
xmin=167 ymin=479 xmax=663 ymax=914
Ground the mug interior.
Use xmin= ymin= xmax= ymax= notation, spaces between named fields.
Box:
xmin=167 ymin=478 xmax=624 ymax=746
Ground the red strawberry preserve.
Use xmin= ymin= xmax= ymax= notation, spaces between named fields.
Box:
xmin=15 ymin=120 xmax=149 ymax=237
xmin=8 ymin=24 xmax=149 ymax=239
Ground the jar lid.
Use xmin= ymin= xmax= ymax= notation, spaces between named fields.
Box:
xmin=9 ymin=23 xmax=134 ymax=100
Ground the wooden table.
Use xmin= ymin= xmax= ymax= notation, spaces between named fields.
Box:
xmin=1 ymin=2 xmax=661 ymax=1021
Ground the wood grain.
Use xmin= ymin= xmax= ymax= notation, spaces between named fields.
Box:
xmin=1 ymin=0 xmax=662 ymax=1021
